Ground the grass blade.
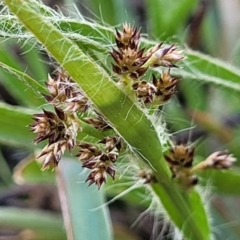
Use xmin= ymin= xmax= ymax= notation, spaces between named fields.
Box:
xmin=57 ymin=158 xmax=113 ymax=240
xmin=0 ymin=207 xmax=66 ymax=240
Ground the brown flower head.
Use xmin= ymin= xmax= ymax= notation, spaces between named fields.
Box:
xmin=43 ymin=71 xmax=90 ymax=113
xmin=77 ymin=141 xmax=119 ymax=188
xmin=164 ymin=144 xmax=195 ymax=169
xmin=30 ymin=107 xmax=79 ymax=149
xmin=147 ymin=44 xmax=184 ymax=67
xmin=30 ymin=107 xmax=67 ymax=145
xmin=164 ymin=144 xmax=195 ymax=181
xmin=98 ymin=136 xmax=123 ymax=152
xmin=76 ymin=143 xmax=102 ymax=162
xmin=115 ymin=23 xmax=141 ymax=49
xmin=132 ymin=80 xmax=156 ymax=103
xmin=111 ymin=24 xmax=149 ymax=79
xmin=152 ymin=70 xmax=179 ymax=103
xmin=83 ymin=151 xmax=117 ymax=189
xmin=38 ymin=140 xmax=67 ymax=170
xmin=138 ymin=170 xmax=157 ymax=184
xmin=191 ymin=151 xmax=236 ymax=173
xmin=84 ymin=113 xmax=111 ymax=131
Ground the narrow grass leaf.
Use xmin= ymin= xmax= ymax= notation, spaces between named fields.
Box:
xmin=57 ymin=158 xmax=113 ymax=240
xmin=0 ymin=207 xmax=66 ymax=240
xmin=0 ymin=61 xmax=47 ymax=106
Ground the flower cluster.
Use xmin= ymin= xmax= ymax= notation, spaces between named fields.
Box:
xmin=76 ymin=136 xmax=122 ymax=188
xmin=30 ymin=107 xmax=79 ymax=169
xmin=30 ymin=24 xmax=236 ymax=191
xmin=30 ymin=69 xmax=123 ymax=188
xmin=132 ymin=70 xmax=179 ymax=104
xmin=164 ymin=144 xmax=235 ymax=188
xmin=111 ymin=24 xmax=236 ymax=189
xmin=110 ymin=24 xmax=184 ymax=106
xmin=30 ymin=70 xmax=84 ymax=170
xmin=43 ymin=70 xmax=90 ymax=112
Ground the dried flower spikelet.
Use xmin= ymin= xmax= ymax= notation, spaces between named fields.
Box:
xmin=191 ymin=151 xmax=236 ymax=173
xmin=30 ymin=107 xmax=67 ymax=145
xmin=77 ymin=136 xmax=122 ymax=188
xmin=77 ymin=140 xmax=120 ymax=189
xmin=164 ymin=144 xmax=197 ymax=188
xmin=165 ymin=143 xmax=236 ymax=189
xmin=98 ymin=136 xmax=123 ymax=152
xmin=43 ymin=71 xmax=90 ymax=113
xmin=138 ymin=169 xmax=157 ymax=184
xmin=84 ymin=113 xmax=111 ymax=131
xmin=132 ymin=81 xmax=156 ymax=104
xmin=147 ymin=44 xmax=184 ymax=68
xmin=38 ymin=140 xmax=67 ymax=170
xmin=30 ymin=107 xmax=80 ymax=169
xmin=152 ymin=70 xmax=179 ymax=104
xmin=30 ymin=107 xmax=79 ymax=146
xmin=111 ymin=24 xmax=149 ymax=80
xmin=115 ymin=23 xmax=141 ymax=49
xmin=75 ymin=143 xmax=101 ymax=162
xmin=164 ymin=144 xmax=195 ymax=170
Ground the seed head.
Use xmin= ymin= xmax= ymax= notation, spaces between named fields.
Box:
xmin=132 ymin=80 xmax=156 ymax=103
xmin=152 ymin=70 xmax=179 ymax=104
xmin=115 ymin=23 xmax=141 ymax=49
xmin=138 ymin=170 xmax=157 ymax=184
xmin=98 ymin=136 xmax=123 ymax=152
xmin=191 ymin=151 xmax=236 ymax=173
xmin=76 ymin=143 xmax=102 ymax=162
xmin=165 ymin=143 xmax=236 ymax=189
xmin=30 ymin=107 xmax=79 ymax=147
xmin=38 ymin=140 xmax=67 ymax=170
xmin=84 ymin=113 xmax=111 ymax=131
xmin=148 ymin=44 xmax=184 ymax=67
xmin=30 ymin=107 xmax=67 ymax=145
xmin=111 ymin=24 xmax=149 ymax=79
xmin=77 ymin=140 xmax=120 ymax=188
xmin=43 ymin=71 xmax=90 ymax=113
xmin=83 ymin=152 xmax=117 ymax=189
xmin=164 ymin=144 xmax=194 ymax=169
xmin=164 ymin=144 xmax=196 ymax=188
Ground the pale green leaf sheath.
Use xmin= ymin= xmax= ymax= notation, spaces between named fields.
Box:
xmin=3 ymin=0 xmax=211 ymax=239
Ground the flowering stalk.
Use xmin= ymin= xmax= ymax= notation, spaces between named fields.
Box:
xmin=111 ymin=24 xmax=183 ymax=109
xmin=164 ymin=144 xmax=235 ymax=189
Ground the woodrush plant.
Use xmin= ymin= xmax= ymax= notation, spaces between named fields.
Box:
xmin=0 ymin=0 xmax=237 ymax=239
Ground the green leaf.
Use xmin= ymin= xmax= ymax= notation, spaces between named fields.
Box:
xmin=0 ymin=102 xmax=35 ymax=146
xmin=0 ymin=150 xmax=12 ymax=185
xmin=13 ymin=156 xmax=55 ymax=184
xmin=88 ymin=0 xmax=132 ymax=26
xmin=173 ymin=49 xmax=240 ymax=91
xmin=145 ymin=0 xmax=198 ymax=40
xmin=3 ymin=1 xmax=211 ymax=239
xmin=199 ymin=169 xmax=240 ymax=195
xmin=0 ymin=44 xmax=47 ymax=107
xmin=0 ymin=207 xmax=66 ymax=240
xmin=0 ymin=61 xmax=48 ymax=106
xmin=21 ymin=44 xmax=49 ymax=82
xmin=57 ymin=158 xmax=113 ymax=240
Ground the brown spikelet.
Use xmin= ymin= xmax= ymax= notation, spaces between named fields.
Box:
xmin=110 ymin=24 xmax=148 ymax=79
xmin=147 ymin=44 xmax=184 ymax=68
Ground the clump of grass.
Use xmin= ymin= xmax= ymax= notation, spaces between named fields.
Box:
xmin=1 ymin=1 xmax=238 ymax=239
